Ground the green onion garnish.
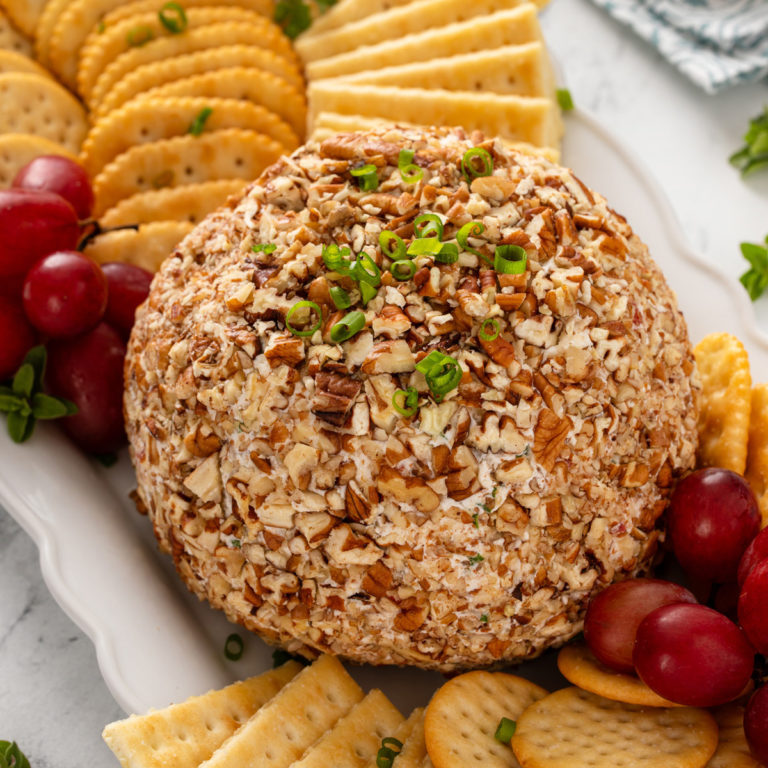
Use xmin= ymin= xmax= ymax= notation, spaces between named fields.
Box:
xmin=322 ymin=243 xmax=355 ymax=275
xmin=417 ymin=350 xmax=462 ymax=400
xmin=494 ymin=717 xmax=517 ymax=744
xmin=556 ymin=88 xmax=574 ymax=111
xmin=479 ymin=317 xmax=500 ymax=341
xmin=187 ymin=106 xmax=212 ymax=136
xmin=457 ymin=221 xmax=492 ymax=265
xmin=353 ymin=252 xmax=381 ymax=286
xmin=461 ymin=147 xmax=493 ymax=182
xmin=330 ymin=310 xmax=365 ymax=343
xmin=376 ymin=737 xmax=403 ymax=768
xmin=126 ymin=24 xmax=154 ymax=46
xmin=252 ymin=243 xmax=276 ymax=254
xmin=224 ymin=633 xmax=244 ymax=660
xmin=274 ymin=0 xmax=312 ymax=39
xmin=350 ymin=163 xmax=379 ymax=191
xmin=435 ymin=242 xmax=459 ymax=264
xmin=329 ymin=285 xmax=351 ymax=309
xmin=415 ymin=349 xmax=449 ymax=375
xmin=494 ymin=244 xmax=527 ymax=274
xmin=360 ymin=281 xmax=378 ymax=304
xmin=159 ymin=1 xmax=187 ymax=33
xmin=480 ymin=613 xmax=489 ymax=623
xmin=468 ymin=553 xmax=484 ymax=566
xmin=392 ymin=387 xmax=418 ymax=418
xmin=398 ymin=149 xmax=424 ymax=184
xmin=390 ymin=260 xmax=417 ymax=281
xmin=407 ymin=237 xmax=442 ymax=257
xmin=413 ymin=213 xmax=443 ymax=240
xmin=285 ymin=300 xmax=322 ymax=337
xmin=379 ymin=230 xmax=407 ymax=261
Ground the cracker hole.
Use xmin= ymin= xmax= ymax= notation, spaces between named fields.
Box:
xmin=265 ymin=749 xmax=274 ymax=760
xmin=354 ymin=747 xmax=366 ymax=758
xmin=325 ymin=692 xmax=338 ymax=704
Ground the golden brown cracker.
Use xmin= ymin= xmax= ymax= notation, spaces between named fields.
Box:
xmin=694 ymin=332 xmax=751 ymax=474
xmin=88 ymin=19 xmax=297 ymax=111
xmin=102 ymin=661 xmax=301 ymax=768
xmin=557 ymin=643 xmax=683 ymax=708
xmin=77 ymin=6 xmax=267 ymax=102
xmin=291 ymin=689 xmax=404 ymax=768
xmin=511 ymin=687 xmax=718 ymax=768
xmin=138 ymin=67 xmax=306 ymax=136
xmin=0 ymin=0 xmax=47 ymax=38
xmin=82 ymin=95 xmax=297 ymax=175
xmin=424 ymin=670 xmax=547 ymax=768
xmin=0 ymin=48 xmax=50 ymax=76
xmin=0 ymin=73 xmax=87 ymax=153
xmin=83 ymin=220 xmax=194 ymax=272
xmin=387 ymin=708 xmax=427 ymax=768
xmin=95 ymin=44 xmax=302 ymax=120
xmin=706 ymin=701 xmax=762 ymax=768
xmin=0 ymin=133 xmax=76 ymax=186
xmin=746 ymin=383 xmax=768 ymax=528
xmin=301 ymin=0 xmax=416 ymax=38
xmin=0 ymin=8 xmax=31 ymax=56
xmin=92 ymin=128 xmax=284 ymax=216
xmin=33 ymin=0 xmax=70 ymax=64
xmin=198 ymin=655 xmax=364 ymax=768
xmin=99 ymin=179 xmax=246 ymax=228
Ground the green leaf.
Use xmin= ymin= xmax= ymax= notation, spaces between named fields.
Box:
xmin=740 ymin=241 xmax=768 ymax=264
xmin=739 ymin=237 xmax=768 ymax=300
xmin=0 ymin=742 xmax=31 ymax=768
xmin=24 ymin=345 xmax=47 ymax=390
xmin=6 ymin=410 xmax=34 ymax=443
xmin=556 ymin=88 xmax=574 ymax=111
xmin=274 ymin=0 xmax=311 ymax=38
xmin=11 ymin=364 xmax=34 ymax=398
xmin=731 ymin=107 xmax=768 ymax=177
xmin=31 ymin=393 xmax=71 ymax=420
xmin=0 ymin=393 xmax=23 ymax=413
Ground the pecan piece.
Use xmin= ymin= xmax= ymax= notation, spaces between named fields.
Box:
xmin=345 ymin=482 xmax=373 ymax=522
xmin=377 ymin=466 xmax=440 ymax=513
xmin=533 ymin=409 xmax=572 ymax=472
xmin=264 ymin=333 xmax=305 ymax=368
xmin=312 ymin=371 xmax=361 ymax=426
xmin=362 ymin=560 xmax=393 ymax=598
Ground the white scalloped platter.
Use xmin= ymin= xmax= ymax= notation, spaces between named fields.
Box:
xmin=2 ymin=109 xmax=768 ymax=716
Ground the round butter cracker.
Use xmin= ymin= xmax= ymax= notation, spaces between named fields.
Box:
xmin=0 ymin=133 xmax=76 ymax=185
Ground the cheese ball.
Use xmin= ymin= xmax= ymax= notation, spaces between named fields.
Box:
xmin=124 ymin=126 xmax=699 ymax=671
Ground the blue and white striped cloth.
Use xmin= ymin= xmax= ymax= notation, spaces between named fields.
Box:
xmin=589 ymin=0 xmax=768 ymax=93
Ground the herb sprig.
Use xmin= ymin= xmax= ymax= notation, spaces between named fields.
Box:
xmin=730 ymin=107 xmax=768 ymax=177
xmin=0 ymin=347 xmax=77 ymax=444
xmin=739 ymin=235 xmax=768 ymax=301
xmin=274 ymin=0 xmax=338 ymax=39
xmin=0 ymin=741 xmax=30 ymax=768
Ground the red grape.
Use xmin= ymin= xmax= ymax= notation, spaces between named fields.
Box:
xmin=0 ymin=295 xmax=36 ymax=379
xmin=12 ymin=155 xmax=94 ymax=220
xmin=633 ymin=603 xmax=754 ymax=707
xmin=737 ymin=558 xmax=768 ymax=655
xmin=0 ymin=189 xmax=79 ymax=280
xmin=737 ymin=526 xmax=768 ymax=587
xmin=583 ymin=579 xmax=697 ymax=674
xmin=46 ymin=323 xmax=126 ymax=454
xmin=22 ymin=251 xmax=108 ymax=338
xmin=101 ymin=262 xmax=153 ymax=338
xmin=668 ymin=468 xmax=760 ymax=583
xmin=745 ymin=686 xmax=768 ymax=764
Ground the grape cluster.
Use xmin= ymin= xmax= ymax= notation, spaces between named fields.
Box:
xmin=0 ymin=155 xmax=152 ymax=454
xmin=584 ymin=468 xmax=768 ymax=763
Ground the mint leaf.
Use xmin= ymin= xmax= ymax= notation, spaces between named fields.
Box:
xmin=739 ymin=237 xmax=768 ymax=300
xmin=0 ymin=741 xmax=31 ymax=768
xmin=0 ymin=393 xmax=23 ymax=413
xmin=11 ymin=364 xmax=34 ymax=398
xmin=24 ymin=345 xmax=46 ymax=389
xmin=731 ymin=106 xmax=768 ymax=177
xmin=6 ymin=411 xmax=33 ymax=444
xmin=31 ymin=392 xmax=75 ymax=420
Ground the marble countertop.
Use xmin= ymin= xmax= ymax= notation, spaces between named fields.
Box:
xmin=1 ymin=0 xmax=767 ymax=764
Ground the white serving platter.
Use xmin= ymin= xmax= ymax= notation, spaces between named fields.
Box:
xmin=1 ymin=109 xmax=767 ymax=716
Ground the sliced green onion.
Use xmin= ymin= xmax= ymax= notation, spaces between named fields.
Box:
xmin=457 ymin=221 xmax=492 ymax=265
xmin=413 ymin=213 xmax=443 ymax=240
xmin=468 ymin=553 xmax=485 ymax=565
xmin=322 ymin=243 xmax=354 ymax=274
xmin=461 ymin=147 xmax=493 ymax=182
xmin=379 ymin=230 xmax=407 ymax=261
xmin=353 ymin=252 xmax=381 ymax=286
xmin=416 ymin=349 xmax=451 ymax=374
xmin=126 ymin=24 xmax=154 ymax=46
xmin=426 ymin=357 xmax=462 ymax=399
xmin=330 ymin=310 xmax=365 ymax=343
xmin=329 ymin=286 xmax=351 ymax=309
xmin=398 ymin=149 xmax=423 ymax=184
xmin=285 ymin=300 xmax=322 ymax=337
xmin=494 ymin=244 xmax=527 ymax=274
xmin=252 ymin=243 xmax=276 ymax=254
xmin=274 ymin=0 xmax=312 ymax=39
xmin=376 ymin=737 xmax=403 ymax=768
xmin=407 ymin=237 xmax=442 ymax=257
xmin=556 ymin=88 xmax=574 ymax=111
xmin=392 ymin=387 xmax=418 ymax=418
xmin=360 ymin=281 xmax=378 ymax=305
xmin=350 ymin=163 xmax=379 ymax=191
xmin=479 ymin=317 xmax=500 ymax=341
xmin=188 ymin=106 xmax=212 ymax=136
xmin=390 ymin=260 xmax=416 ymax=281
xmin=224 ymin=633 xmax=244 ymax=661
xmin=435 ymin=242 xmax=459 ymax=264
xmin=159 ymin=1 xmax=187 ymax=33
xmin=494 ymin=717 xmax=517 ymax=745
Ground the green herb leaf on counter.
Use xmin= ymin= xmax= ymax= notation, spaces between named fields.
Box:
xmin=0 ymin=347 xmax=77 ymax=444
xmin=556 ymin=88 xmax=574 ymax=111
xmin=188 ymin=106 xmax=213 ymax=136
xmin=739 ymin=235 xmax=768 ymax=300
xmin=274 ymin=0 xmax=312 ymax=39
xmin=0 ymin=741 xmax=31 ymax=768
xmin=730 ymin=107 xmax=768 ymax=177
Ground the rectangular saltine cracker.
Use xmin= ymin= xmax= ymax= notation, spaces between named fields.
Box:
xmin=102 ymin=661 xmax=302 ymax=768
xmin=306 ymin=5 xmax=541 ymax=80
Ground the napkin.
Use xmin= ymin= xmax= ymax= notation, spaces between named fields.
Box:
xmin=589 ymin=0 xmax=768 ymax=93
